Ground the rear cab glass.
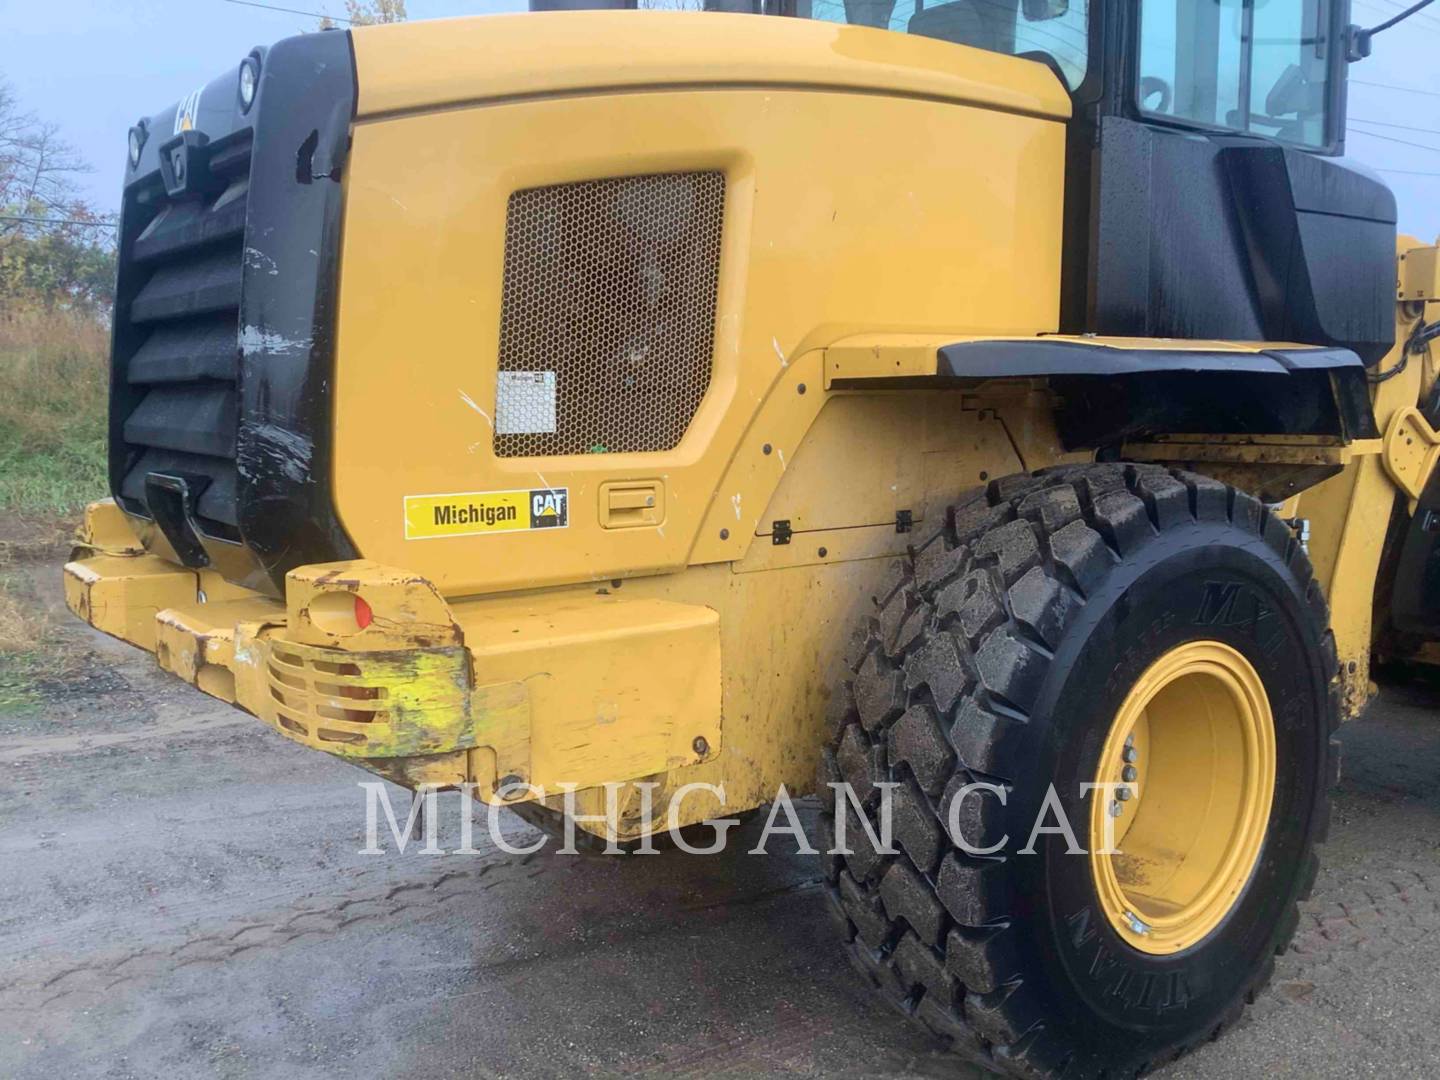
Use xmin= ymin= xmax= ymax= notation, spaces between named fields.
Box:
xmin=794 ymin=0 xmax=1091 ymax=89
xmin=1136 ymin=0 xmax=1334 ymax=148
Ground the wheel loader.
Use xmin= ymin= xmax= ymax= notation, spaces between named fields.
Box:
xmin=64 ymin=0 xmax=1440 ymax=1074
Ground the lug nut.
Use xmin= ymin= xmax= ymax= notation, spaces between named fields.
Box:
xmin=1122 ymin=746 xmax=1138 ymax=764
xmin=1123 ymin=765 xmax=1137 ymax=783
xmin=1116 ymin=786 xmax=1133 ymax=802
xmin=1109 ymin=801 xmax=1123 ymax=817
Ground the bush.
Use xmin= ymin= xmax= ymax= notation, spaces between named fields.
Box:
xmin=0 ymin=302 xmax=109 ymax=513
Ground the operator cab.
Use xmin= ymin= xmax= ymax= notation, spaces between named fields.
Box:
xmin=791 ymin=1 xmax=1342 ymax=150
xmin=783 ymin=0 xmax=1397 ymax=363
xmin=798 ymin=0 xmax=1091 ymax=88
xmin=1131 ymin=0 xmax=1338 ymax=150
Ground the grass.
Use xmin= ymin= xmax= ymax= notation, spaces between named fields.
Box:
xmin=0 ymin=581 xmax=37 ymax=652
xmin=0 ymin=304 xmax=107 ymax=706
xmin=0 ymin=305 xmax=109 ymax=514
xmin=0 ymin=562 xmax=65 ymax=713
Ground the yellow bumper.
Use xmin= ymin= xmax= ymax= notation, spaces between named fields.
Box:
xmin=65 ymin=501 xmax=721 ymax=804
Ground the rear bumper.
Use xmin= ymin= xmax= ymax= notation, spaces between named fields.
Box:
xmin=65 ymin=501 xmax=721 ymax=805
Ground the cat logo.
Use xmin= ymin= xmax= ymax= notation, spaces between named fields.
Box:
xmin=173 ymin=87 xmax=203 ymax=135
xmin=530 ymin=489 xmax=569 ymax=529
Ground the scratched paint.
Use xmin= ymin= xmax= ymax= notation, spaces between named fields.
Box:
xmin=458 ymin=390 xmax=494 ymax=428
xmin=244 ymin=247 xmax=281 ymax=276
xmin=239 ymin=325 xmax=311 ymax=357
xmin=245 ymin=424 xmax=313 ymax=484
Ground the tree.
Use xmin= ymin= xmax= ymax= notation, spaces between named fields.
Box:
xmin=0 ymin=78 xmax=116 ymax=314
xmin=319 ymin=0 xmax=407 ymax=28
xmin=0 ymin=81 xmax=92 ymax=235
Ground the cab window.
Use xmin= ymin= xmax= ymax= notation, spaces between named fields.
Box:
xmin=1137 ymin=0 xmax=1333 ymax=148
xmin=795 ymin=0 xmax=1092 ymax=90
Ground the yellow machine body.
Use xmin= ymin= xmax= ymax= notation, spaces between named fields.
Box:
xmin=335 ymin=13 xmax=1068 ymax=595
xmin=66 ymin=13 xmax=1440 ymax=839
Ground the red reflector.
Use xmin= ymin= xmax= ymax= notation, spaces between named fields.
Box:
xmin=354 ymin=595 xmax=373 ymax=630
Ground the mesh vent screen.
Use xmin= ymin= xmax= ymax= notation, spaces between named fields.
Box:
xmin=495 ymin=172 xmax=725 ymax=457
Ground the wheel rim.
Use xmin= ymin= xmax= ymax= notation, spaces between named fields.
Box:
xmin=1089 ymin=640 xmax=1276 ymax=955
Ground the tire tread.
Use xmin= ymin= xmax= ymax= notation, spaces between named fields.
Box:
xmin=820 ymin=464 xmax=1339 ymax=1078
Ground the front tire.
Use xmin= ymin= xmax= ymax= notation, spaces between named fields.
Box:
xmin=820 ymin=464 xmax=1338 ymax=1078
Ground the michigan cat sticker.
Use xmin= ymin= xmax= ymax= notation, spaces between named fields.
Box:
xmin=404 ymin=487 xmax=569 ymax=540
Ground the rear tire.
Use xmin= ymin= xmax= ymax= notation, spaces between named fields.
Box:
xmin=820 ymin=464 xmax=1338 ymax=1078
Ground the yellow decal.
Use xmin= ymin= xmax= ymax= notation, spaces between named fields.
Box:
xmin=404 ymin=488 xmax=569 ymax=540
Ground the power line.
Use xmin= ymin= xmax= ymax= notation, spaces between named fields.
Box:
xmin=1351 ymin=117 xmax=1440 ymax=136
xmin=1354 ymin=0 xmax=1440 ymax=33
xmin=1375 ymin=166 xmax=1440 ymax=175
xmin=1354 ymin=0 xmax=1440 ymax=31
xmin=219 ymin=0 xmax=351 ymax=22
xmin=1359 ymin=0 xmax=1440 ymax=18
xmin=0 ymin=214 xmax=117 ymax=228
xmin=1354 ymin=10 xmax=1440 ymax=34
xmin=1352 ymin=78 xmax=1440 ymax=98
xmin=1348 ymin=127 xmax=1440 ymax=152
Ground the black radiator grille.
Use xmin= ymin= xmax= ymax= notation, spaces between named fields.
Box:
xmin=114 ymin=139 xmax=250 ymax=541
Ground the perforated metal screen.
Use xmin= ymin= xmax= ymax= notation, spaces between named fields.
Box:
xmin=494 ymin=172 xmax=725 ymax=457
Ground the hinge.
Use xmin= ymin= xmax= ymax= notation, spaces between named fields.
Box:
xmin=1398 ymin=246 xmax=1440 ymax=303
xmin=1383 ymin=406 xmax=1440 ymax=507
xmin=772 ymin=519 xmax=792 ymax=546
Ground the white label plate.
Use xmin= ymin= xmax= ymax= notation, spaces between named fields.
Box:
xmin=496 ymin=370 xmax=557 ymax=435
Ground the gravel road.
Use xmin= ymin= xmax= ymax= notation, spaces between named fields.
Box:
xmin=3 ymin=565 xmax=1440 ymax=1079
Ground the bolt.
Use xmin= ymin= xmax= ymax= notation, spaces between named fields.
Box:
xmin=797 ymin=383 xmax=807 ymax=395
xmin=1116 ymin=786 xmax=1133 ymax=802
xmin=1124 ymin=733 xmax=1135 ymax=748
xmin=692 ymin=735 xmax=710 ymax=758
xmin=720 ymin=528 xmax=730 ymax=540
xmin=818 ymin=547 xmax=828 ymax=558
xmin=1122 ymin=746 xmax=1138 ymax=764
xmin=1110 ymin=801 xmax=1123 ymax=817
xmin=1123 ymin=765 xmax=1138 ymax=783
xmin=763 ymin=443 xmax=773 ymax=455
xmin=496 ymin=774 xmax=525 ymax=801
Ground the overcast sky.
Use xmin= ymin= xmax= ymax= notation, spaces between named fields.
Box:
xmin=3 ymin=0 xmax=1437 ymax=239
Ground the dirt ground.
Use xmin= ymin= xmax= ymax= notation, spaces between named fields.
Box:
xmin=3 ymin=555 xmax=1440 ymax=1079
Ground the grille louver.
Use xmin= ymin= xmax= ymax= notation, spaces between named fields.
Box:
xmin=115 ymin=142 xmax=250 ymax=540
xmin=495 ymin=172 xmax=725 ymax=458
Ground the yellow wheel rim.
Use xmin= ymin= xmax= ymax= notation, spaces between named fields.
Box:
xmin=1089 ymin=640 xmax=1276 ymax=955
